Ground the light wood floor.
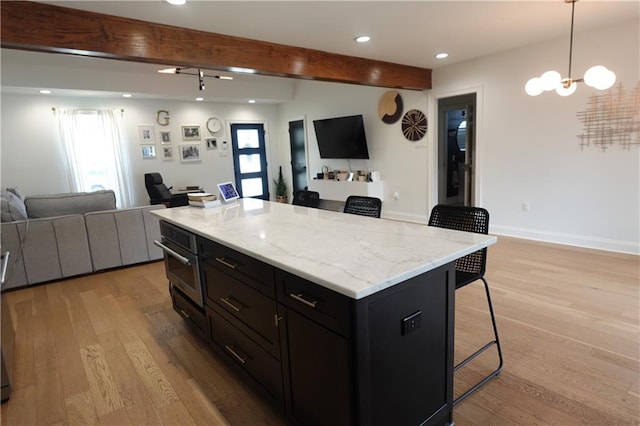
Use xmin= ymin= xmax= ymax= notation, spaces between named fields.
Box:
xmin=1 ymin=236 xmax=638 ymax=425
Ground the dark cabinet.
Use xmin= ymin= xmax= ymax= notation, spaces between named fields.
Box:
xmin=280 ymin=306 xmax=353 ymax=426
xmin=163 ymin=228 xmax=455 ymax=426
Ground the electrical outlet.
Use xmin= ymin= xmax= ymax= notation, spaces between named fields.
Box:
xmin=401 ymin=310 xmax=422 ymax=336
xmin=522 ymin=202 xmax=530 ymax=212
xmin=393 ymin=191 xmax=400 ymax=200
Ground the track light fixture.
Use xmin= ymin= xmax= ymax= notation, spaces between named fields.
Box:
xmin=525 ymin=0 xmax=616 ymax=97
xmin=157 ymin=67 xmax=234 ymax=92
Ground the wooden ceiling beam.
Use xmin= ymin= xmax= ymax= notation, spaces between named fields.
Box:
xmin=1 ymin=1 xmax=431 ymax=91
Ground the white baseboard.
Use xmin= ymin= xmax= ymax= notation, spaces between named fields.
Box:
xmin=490 ymin=225 xmax=640 ymax=255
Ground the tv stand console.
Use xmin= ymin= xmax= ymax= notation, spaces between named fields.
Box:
xmin=308 ymin=179 xmax=384 ymax=201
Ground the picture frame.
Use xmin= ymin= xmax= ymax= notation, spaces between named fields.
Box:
xmin=182 ymin=125 xmax=201 ymax=141
xmin=162 ymin=146 xmax=173 ymax=161
xmin=138 ymin=125 xmax=155 ymax=144
xmin=160 ymin=130 xmax=171 ymax=144
xmin=179 ymin=143 xmax=201 ymax=162
xmin=141 ymin=145 xmax=156 ymax=159
xmin=205 ymin=137 xmax=217 ymax=150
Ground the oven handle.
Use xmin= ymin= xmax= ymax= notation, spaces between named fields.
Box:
xmin=154 ymin=240 xmax=191 ymax=266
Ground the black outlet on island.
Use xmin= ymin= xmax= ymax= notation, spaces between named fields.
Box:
xmin=401 ymin=310 xmax=422 ymax=336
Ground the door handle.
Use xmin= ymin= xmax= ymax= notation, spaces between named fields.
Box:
xmin=154 ymin=240 xmax=191 ymax=265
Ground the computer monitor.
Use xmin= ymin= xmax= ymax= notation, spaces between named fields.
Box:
xmin=217 ymin=182 xmax=240 ymax=202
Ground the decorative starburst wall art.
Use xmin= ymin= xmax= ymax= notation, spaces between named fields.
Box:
xmin=576 ymin=82 xmax=640 ymax=151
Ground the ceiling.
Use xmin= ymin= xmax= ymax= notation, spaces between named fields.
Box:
xmin=2 ymin=0 xmax=638 ymax=103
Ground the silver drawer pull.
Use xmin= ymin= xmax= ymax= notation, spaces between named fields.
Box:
xmin=224 ymin=345 xmax=247 ymax=364
xmin=215 ymin=256 xmax=239 ymax=270
xmin=154 ymin=240 xmax=191 ymax=265
xmin=220 ymin=297 xmax=243 ymax=312
xmin=290 ymin=293 xmax=318 ymax=308
xmin=179 ymin=309 xmax=191 ymax=319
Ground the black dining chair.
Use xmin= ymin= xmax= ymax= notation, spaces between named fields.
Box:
xmin=343 ymin=195 xmax=382 ymax=218
xmin=292 ymin=190 xmax=320 ymax=208
xmin=428 ymin=204 xmax=503 ymax=405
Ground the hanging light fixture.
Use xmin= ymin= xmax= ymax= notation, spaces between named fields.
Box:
xmin=525 ymin=0 xmax=616 ymax=97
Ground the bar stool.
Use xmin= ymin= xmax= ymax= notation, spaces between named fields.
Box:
xmin=428 ymin=204 xmax=503 ymax=405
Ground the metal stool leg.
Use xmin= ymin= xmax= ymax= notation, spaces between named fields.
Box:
xmin=453 ymin=277 xmax=503 ymax=405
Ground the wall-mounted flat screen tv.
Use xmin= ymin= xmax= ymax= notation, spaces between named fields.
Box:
xmin=313 ymin=114 xmax=370 ymax=159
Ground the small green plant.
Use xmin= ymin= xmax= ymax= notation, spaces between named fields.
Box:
xmin=273 ymin=166 xmax=288 ymax=197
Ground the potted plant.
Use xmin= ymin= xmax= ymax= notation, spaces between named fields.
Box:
xmin=273 ymin=166 xmax=289 ymax=203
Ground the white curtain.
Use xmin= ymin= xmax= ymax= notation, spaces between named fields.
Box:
xmin=58 ymin=108 xmax=133 ymax=208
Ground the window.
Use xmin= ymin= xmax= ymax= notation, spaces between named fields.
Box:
xmin=58 ymin=109 xmax=133 ymax=207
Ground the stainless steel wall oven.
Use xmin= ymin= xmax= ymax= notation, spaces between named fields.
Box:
xmin=155 ymin=221 xmax=203 ymax=307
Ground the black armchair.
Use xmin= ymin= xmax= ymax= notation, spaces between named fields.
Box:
xmin=144 ymin=173 xmax=189 ymax=207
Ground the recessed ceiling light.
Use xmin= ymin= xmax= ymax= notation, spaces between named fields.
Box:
xmin=196 ymin=97 xmax=204 ymax=101
xmin=354 ymin=35 xmax=371 ymax=43
xmin=39 ymin=89 xmax=51 ymax=94
xmin=166 ymin=0 xmax=186 ymax=5
xmin=122 ymin=93 xmax=132 ymax=98
xmin=435 ymin=52 xmax=449 ymax=59
xmin=248 ymin=99 xmax=256 ymax=104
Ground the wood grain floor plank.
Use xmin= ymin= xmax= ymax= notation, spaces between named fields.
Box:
xmin=123 ymin=339 xmax=180 ymax=408
xmin=79 ymin=343 xmax=124 ymax=416
xmin=65 ymin=390 xmax=99 ymax=426
xmin=119 ymin=382 xmax=164 ymax=426
xmin=32 ymin=307 xmax=66 ymax=425
xmin=10 ymin=299 xmax=35 ymax=389
xmin=2 ymin=383 xmax=37 ymax=426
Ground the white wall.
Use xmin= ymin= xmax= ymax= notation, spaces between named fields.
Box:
xmin=429 ymin=20 xmax=639 ymax=253
xmin=275 ymin=81 xmax=429 ymax=222
xmin=2 ymin=20 xmax=638 ymax=254
xmin=0 ymin=95 xmax=280 ymax=206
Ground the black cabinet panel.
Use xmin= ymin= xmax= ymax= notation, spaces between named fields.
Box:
xmin=276 ymin=269 xmax=352 ymax=337
xmin=282 ymin=306 xmax=353 ymax=426
xmin=202 ymin=262 xmax=280 ymax=358
xmin=199 ymin=237 xmax=275 ymax=297
xmin=207 ymin=307 xmax=284 ymax=404
xmin=171 ymin=284 xmax=207 ymax=339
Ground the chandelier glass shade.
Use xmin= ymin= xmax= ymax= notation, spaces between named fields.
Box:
xmin=525 ymin=0 xmax=616 ymax=97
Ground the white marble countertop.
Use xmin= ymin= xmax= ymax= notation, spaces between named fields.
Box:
xmin=152 ymin=199 xmax=497 ymax=300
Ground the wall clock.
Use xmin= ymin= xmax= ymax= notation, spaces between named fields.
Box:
xmin=401 ymin=109 xmax=427 ymax=141
xmin=377 ymin=90 xmax=403 ymax=124
xmin=206 ymin=116 xmax=222 ymax=134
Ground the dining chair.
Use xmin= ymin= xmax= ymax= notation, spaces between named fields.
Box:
xmin=428 ymin=204 xmax=503 ymax=405
xmin=292 ymin=190 xmax=320 ymax=208
xmin=343 ymin=195 xmax=382 ymax=218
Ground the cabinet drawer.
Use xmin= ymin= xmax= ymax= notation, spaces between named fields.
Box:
xmin=203 ymin=262 xmax=280 ymax=358
xmin=171 ymin=285 xmax=207 ymax=338
xmin=276 ymin=269 xmax=352 ymax=337
xmin=199 ymin=238 xmax=275 ymax=297
xmin=207 ymin=307 xmax=283 ymax=404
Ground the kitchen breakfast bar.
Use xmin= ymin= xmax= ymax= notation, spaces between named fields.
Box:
xmin=151 ymin=199 xmax=496 ymax=426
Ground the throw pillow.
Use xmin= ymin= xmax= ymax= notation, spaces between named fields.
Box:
xmin=6 ymin=187 xmax=25 ymax=201
xmin=0 ymin=191 xmax=28 ymax=222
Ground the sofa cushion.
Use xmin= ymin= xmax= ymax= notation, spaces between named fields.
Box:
xmin=24 ymin=190 xmax=116 ymax=218
xmin=1 ymin=191 xmax=28 ymax=222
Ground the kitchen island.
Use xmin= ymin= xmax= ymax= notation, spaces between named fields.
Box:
xmin=152 ymin=199 xmax=496 ymax=426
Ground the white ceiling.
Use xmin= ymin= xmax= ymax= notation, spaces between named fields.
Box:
xmin=2 ymin=0 xmax=638 ymax=102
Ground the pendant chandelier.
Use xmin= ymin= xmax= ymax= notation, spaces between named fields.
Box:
xmin=525 ymin=0 xmax=616 ymax=97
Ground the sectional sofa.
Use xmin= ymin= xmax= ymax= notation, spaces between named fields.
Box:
xmin=0 ymin=189 xmax=165 ymax=290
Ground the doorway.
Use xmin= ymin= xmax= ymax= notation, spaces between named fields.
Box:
xmin=438 ymin=93 xmax=476 ymax=206
xmin=288 ymin=120 xmax=308 ymax=192
xmin=230 ymin=123 xmax=269 ymax=200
